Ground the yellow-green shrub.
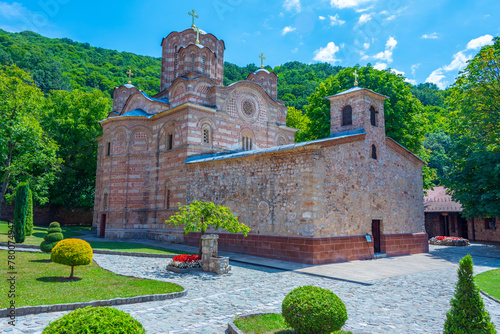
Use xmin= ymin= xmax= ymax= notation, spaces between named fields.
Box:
xmin=51 ymin=239 xmax=93 ymax=279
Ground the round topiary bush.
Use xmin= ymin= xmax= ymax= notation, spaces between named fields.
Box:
xmin=42 ymin=306 xmax=145 ymax=334
xmin=282 ymin=285 xmax=348 ymax=334
xmin=40 ymin=222 xmax=64 ymax=253
xmin=51 ymin=238 xmax=93 ymax=279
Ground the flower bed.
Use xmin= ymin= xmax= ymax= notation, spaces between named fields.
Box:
xmin=166 ymin=254 xmax=202 ymax=273
xmin=429 ymin=236 xmax=470 ymax=246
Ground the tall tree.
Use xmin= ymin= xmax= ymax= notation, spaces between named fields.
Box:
xmin=444 ymin=37 xmax=500 ymax=218
xmin=0 ymin=65 xmax=60 ymax=218
xmin=41 ymin=90 xmax=111 ymax=208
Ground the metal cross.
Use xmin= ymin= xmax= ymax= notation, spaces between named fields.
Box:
xmin=259 ymin=53 xmax=266 ymax=68
xmin=193 ymin=26 xmax=202 ymax=44
xmin=126 ymin=69 xmax=134 ymax=84
xmin=354 ymin=69 xmax=359 ymax=86
xmin=188 ymin=9 xmax=198 ymax=29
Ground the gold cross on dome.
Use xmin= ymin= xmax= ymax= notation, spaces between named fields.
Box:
xmin=188 ymin=9 xmax=198 ymax=29
xmin=354 ymin=69 xmax=359 ymax=86
xmin=126 ymin=69 xmax=134 ymax=84
xmin=193 ymin=26 xmax=202 ymax=44
xmin=259 ymin=53 xmax=266 ymax=68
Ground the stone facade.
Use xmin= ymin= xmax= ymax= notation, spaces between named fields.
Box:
xmin=93 ymin=23 xmax=429 ymax=264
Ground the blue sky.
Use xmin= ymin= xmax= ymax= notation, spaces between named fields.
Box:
xmin=1 ymin=0 xmax=499 ymax=89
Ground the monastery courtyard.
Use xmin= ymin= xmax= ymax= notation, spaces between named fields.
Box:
xmin=7 ymin=239 xmax=500 ymax=334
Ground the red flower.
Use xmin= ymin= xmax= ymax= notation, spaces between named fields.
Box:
xmin=172 ymin=254 xmax=200 ymax=263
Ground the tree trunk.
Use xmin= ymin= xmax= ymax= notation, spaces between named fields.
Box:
xmin=69 ymin=265 xmax=74 ymax=279
xmin=198 ymin=229 xmax=205 ymax=259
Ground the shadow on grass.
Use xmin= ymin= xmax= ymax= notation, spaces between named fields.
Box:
xmin=36 ymin=276 xmax=82 ymax=283
xmin=30 ymin=259 xmax=52 ymax=263
xmin=31 ymin=232 xmax=46 ymax=238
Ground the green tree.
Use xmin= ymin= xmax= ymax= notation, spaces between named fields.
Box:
xmin=423 ymin=131 xmax=453 ymax=185
xmin=13 ymin=182 xmax=29 ymax=243
xmin=0 ymin=64 xmax=61 ymax=218
xmin=444 ymin=37 xmax=500 ymax=218
xmin=285 ymin=106 xmax=310 ymax=142
xmin=40 ymin=221 xmax=63 ymax=253
xmin=25 ymin=188 xmax=33 ymax=236
xmin=444 ymin=255 xmax=496 ymax=333
xmin=165 ymin=200 xmax=251 ymax=257
xmin=410 ymin=82 xmax=445 ymax=107
xmin=41 ymin=90 xmax=110 ymax=208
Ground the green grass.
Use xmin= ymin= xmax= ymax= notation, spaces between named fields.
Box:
xmin=476 ymin=269 xmax=500 ymax=300
xmin=0 ymin=250 xmax=183 ymax=308
xmin=0 ymin=221 xmax=184 ymax=255
xmin=233 ymin=314 xmax=353 ymax=334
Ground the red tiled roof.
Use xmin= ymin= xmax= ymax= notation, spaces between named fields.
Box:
xmin=424 ymin=186 xmax=463 ymax=213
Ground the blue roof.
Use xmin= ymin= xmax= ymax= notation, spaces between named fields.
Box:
xmin=326 ymin=86 xmax=388 ymax=99
xmin=185 ymin=130 xmax=366 ymax=164
xmin=141 ymin=91 xmax=169 ymax=104
xmin=119 ymin=109 xmax=154 ymax=118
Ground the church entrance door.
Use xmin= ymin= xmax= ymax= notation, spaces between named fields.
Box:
xmin=372 ymin=220 xmax=381 ymax=253
xmin=100 ymin=214 xmax=107 ymax=238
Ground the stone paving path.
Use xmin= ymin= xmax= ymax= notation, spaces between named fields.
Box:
xmin=2 ymin=245 xmax=500 ymax=334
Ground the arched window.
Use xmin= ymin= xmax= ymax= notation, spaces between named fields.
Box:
xmin=202 ymin=55 xmax=206 ymax=75
xmin=174 ymin=45 xmax=178 ymax=78
xmin=106 ymin=142 xmax=111 ymax=156
xmin=203 ymin=126 xmax=210 ymax=144
xmin=342 ymin=105 xmax=352 ymax=126
xmin=370 ymin=106 xmax=378 ymax=126
xmin=371 ymin=144 xmax=377 ymax=160
xmin=167 ymin=132 xmax=174 ymax=150
xmin=191 ymin=53 xmax=195 ymax=73
xmin=166 ymin=189 xmax=171 ymax=209
xmin=103 ymin=193 xmax=108 ymax=210
xmin=242 ymin=136 xmax=253 ymax=151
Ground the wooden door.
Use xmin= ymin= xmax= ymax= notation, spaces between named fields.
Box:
xmin=372 ymin=220 xmax=381 ymax=253
xmin=100 ymin=214 xmax=106 ymax=238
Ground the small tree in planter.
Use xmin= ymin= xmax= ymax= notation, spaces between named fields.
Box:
xmin=165 ymin=200 xmax=250 ymax=258
xmin=444 ymin=254 xmax=496 ymax=333
xmin=40 ymin=222 xmax=64 ymax=253
xmin=51 ymin=238 xmax=93 ymax=279
xmin=13 ymin=182 xmax=30 ymax=243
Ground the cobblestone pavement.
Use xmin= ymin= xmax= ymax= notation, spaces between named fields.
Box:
xmin=2 ymin=246 xmax=500 ymax=334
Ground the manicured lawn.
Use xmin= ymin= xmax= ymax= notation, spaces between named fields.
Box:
xmin=0 ymin=221 xmax=184 ymax=255
xmin=233 ymin=313 xmax=353 ymax=334
xmin=0 ymin=250 xmax=183 ymax=308
xmin=476 ymin=268 xmax=500 ymax=300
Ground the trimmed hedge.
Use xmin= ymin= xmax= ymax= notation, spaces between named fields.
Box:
xmin=282 ymin=285 xmax=347 ymax=334
xmin=13 ymin=182 xmax=30 ymax=243
xmin=51 ymin=238 xmax=93 ymax=278
xmin=40 ymin=222 xmax=63 ymax=253
xmin=42 ymin=306 xmax=145 ymax=334
xmin=25 ymin=189 xmax=33 ymax=236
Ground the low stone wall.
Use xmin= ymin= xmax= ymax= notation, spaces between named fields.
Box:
xmin=381 ymin=232 xmax=429 ymax=256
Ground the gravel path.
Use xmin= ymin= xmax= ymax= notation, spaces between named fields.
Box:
xmin=3 ymin=247 xmax=500 ymax=334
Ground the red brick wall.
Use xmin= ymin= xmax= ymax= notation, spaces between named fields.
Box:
xmin=184 ymin=232 xmax=428 ymax=265
xmin=380 ymin=232 xmax=429 ymax=256
xmin=470 ymin=217 xmax=500 ymax=243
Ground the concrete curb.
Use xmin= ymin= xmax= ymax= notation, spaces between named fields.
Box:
xmin=480 ymin=290 xmax=500 ymax=304
xmin=0 ymin=242 xmax=176 ymax=259
xmin=1 ymin=290 xmax=187 ymax=318
xmin=227 ymin=312 xmax=275 ymax=334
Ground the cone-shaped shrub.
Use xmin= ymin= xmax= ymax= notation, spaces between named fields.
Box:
xmin=13 ymin=182 xmax=30 ymax=243
xmin=282 ymin=285 xmax=348 ymax=334
xmin=444 ymin=255 xmax=496 ymax=333
xmin=40 ymin=222 xmax=63 ymax=253
xmin=42 ymin=306 xmax=145 ymax=334
xmin=25 ymin=189 xmax=33 ymax=236
xmin=51 ymin=238 xmax=93 ymax=279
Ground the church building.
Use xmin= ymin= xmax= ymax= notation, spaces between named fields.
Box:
xmin=93 ymin=14 xmax=428 ymax=264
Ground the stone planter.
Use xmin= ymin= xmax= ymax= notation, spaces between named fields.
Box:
xmin=201 ymin=234 xmax=231 ymax=275
xmin=166 ymin=265 xmax=203 ymax=274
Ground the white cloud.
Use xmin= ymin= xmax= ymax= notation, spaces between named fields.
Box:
xmin=282 ymin=26 xmax=296 ymax=36
xmin=411 ymin=64 xmax=420 ymax=76
xmin=405 ymin=78 xmax=417 ymax=85
xmin=358 ymin=13 xmax=371 ymax=24
xmin=363 ymin=42 xmax=370 ymax=49
xmin=355 ymin=5 xmax=375 ymax=13
xmin=443 ymin=51 xmax=470 ymax=71
xmin=283 ymin=0 xmax=301 ymax=13
xmin=0 ymin=2 xmax=26 ymax=18
xmin=384 ymin=14 xmax=397 ymax=21
xmin=373 ymin=63 xmax=387 ymax=70
xmin=291 ymin=47 xmax=299 ymax=53
xmin=313 ymin=42 xmax=341 ymax=63
xmin=329 ymin=14 xmax=345 ymax=26
xmin=421 ymin=32 xmax=439 ymax=39
xmin=386 ymin=36 xmax=397 ymax=49
xmin=466 ymin=34 xmax=494 ymax=50
xmin=330 ymin=0 xmax=374 ymax=9
xmin=426 ymin=69 xmax=447 ymax=89
xmin=390 ymin=68 xmax=405 ymax=76
xmin=319 ymin=15 xmax=326 ymax=20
